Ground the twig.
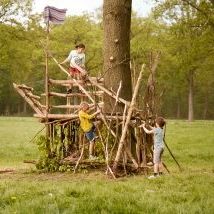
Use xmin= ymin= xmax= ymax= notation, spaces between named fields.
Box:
xmin=96 ymin=125 xmax=116 ymax=179
xmin=105 ymin=81 xmax=122 ymax=155
xmin=28 ymin=126 xmax=45 ymax=144
xmin=74 ymin=137 xmax=85 ymax=173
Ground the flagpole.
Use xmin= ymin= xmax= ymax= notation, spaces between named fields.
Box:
xmin=45 ymin=19 xmax=50 ymax=138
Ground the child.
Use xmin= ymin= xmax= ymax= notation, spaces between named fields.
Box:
xmin=60 ymin=43 xmax=87 ymax=78
xmin=139 ymin=117 xmax=166 ymax=179
xmin=78 ymin=102 xmax=100 ymax=160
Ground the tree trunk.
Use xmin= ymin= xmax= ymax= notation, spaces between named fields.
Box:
xmin=103 ymin=0 xmax=132 ymax=113
xmin=203 ymin=94 xmax=208 ymax=120
xmin=176 ymin=97 xmax=181 ymax=119
xmin=23 ymin=101 xmax=27 ymax=114
xmin=4 ymin=104 xmax=10 ymax=116
xmin=188 ymin=70 xmax=194 ymax=122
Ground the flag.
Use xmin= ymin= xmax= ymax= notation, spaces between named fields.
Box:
xmin=44 ymin=6 xmax=67 ymax=24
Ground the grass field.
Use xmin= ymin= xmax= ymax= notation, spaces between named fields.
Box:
xmin=0 ymin=117 xmax=213 ymax=213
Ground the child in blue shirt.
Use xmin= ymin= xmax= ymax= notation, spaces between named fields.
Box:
xmin=139 ymin=117 xmax=166 ymax=178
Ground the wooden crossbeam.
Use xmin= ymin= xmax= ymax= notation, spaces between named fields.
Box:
xmin=34 ymin=113 xmax=78 ymax=119
xmin=52 ymin=102 xmax=104 ymax=109
xmin=34 ymin=113 xmax=133 ymax=121
xmin=41 ymin=91 xmax=104 ymax=98
xmin=49 ymin=78 xmax=103 ymax=86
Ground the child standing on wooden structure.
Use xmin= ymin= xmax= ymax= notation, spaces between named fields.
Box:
xmin=140 ymin=117 xmax=166 ymax=179
xmin=78 ymin=102 xmax=100 ymax=160
xmin=60 ymin=43 xmax=87 ymax=78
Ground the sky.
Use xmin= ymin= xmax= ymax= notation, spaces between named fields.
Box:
xmin=33 ymin=0 xmax=155 ymax=17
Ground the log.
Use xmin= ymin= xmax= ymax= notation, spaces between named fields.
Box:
xmin=52 ymin=102 xmax=104 ymax=109
xmin=0 ymin=168 xmax=15 ymax=173
xmin=17 ymin=84 xmax=33 ymax=91
xmin=113 ymin=64 xmax=145 ymax=171
xmin=23 ymin=160 xmax=37 ymax=164
xmin=13 ymin=83 xmax=45 ymax=115
xmin=32 ymin=98 xmax=46 ymax=110
xmin=26 ymin=92 xmax=40 ymax=100
xmin=41 ymin=91 xmax=104 ymax=98
xmin=34 ymin=113 xmax=79 ymax=120
xmin=49 ymin=78 xmax=103 ymax=85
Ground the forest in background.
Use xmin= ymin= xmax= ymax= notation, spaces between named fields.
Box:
xmin=0 ymin=0 xmax=213 ymax=120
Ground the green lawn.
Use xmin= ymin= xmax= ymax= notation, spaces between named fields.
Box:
xmin=0 ymin=117 xmax=213 ymax=213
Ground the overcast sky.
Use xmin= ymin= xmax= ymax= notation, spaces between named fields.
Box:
xmin=33 ymin=0 xmax=155 ymax=17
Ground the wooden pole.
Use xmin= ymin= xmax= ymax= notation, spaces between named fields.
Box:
xmin=45 ymin=20 xmax=50 ymax=138
xmin=113 ymin=64 xmax=145 ymax=171
xmin=164 ymin=125 xmax=182 ymax=172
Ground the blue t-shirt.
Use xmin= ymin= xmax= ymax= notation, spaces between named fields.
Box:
xmin=154 ymin=127 xmax=164 ymax=149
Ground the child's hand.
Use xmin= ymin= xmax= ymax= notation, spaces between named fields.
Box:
xmin=139 ymin=122 xmax=145 ymax=128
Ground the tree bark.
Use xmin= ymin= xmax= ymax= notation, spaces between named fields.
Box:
xmin=203 ymin=94 xmax=208 ymax=120
xmin=23 ymin=101 xmax=27 ymax=114
xmin=188 ymin=70 xmax=194 ymax=122
xmin=103 ymin=0 xmax=132 ymax=113
xmin=176 ymin=97 xmax=181 ymax=119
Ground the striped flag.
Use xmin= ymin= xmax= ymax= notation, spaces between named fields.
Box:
xmin=44 ymin=6 xmax=67 ymax=24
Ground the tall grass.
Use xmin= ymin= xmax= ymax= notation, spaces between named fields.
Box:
xmin=0 ymin=117 xmax=213 ymax=213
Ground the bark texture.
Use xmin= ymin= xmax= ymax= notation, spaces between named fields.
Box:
xmin=103 ymin=0 xmax=132 ymax=113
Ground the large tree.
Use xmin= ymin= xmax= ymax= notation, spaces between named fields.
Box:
xmin=103 ymin=0 xmax=132 ymax=113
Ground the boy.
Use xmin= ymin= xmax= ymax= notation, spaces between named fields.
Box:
xmin=78 ymin=102 xmax=100 ymax=160
xmin=139 ymin=117 xmax=166 ymax=179
xmin=60 ymin=43 xmax=87 ymax=78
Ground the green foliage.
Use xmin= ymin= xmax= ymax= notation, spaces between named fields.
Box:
xmin=0 ymin=1 xmax=213 ymax=119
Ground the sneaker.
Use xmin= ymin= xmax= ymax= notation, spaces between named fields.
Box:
xmin=147 ymin=162 xmax=153 ymax=166
xmin=148 ymin=175 xmax=159 ymax=179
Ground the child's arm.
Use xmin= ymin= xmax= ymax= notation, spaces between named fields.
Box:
xmin=139 ymin=123 xmax=154 ymax=134
xmin=60 ymin=52 xmax=72 ymax=65
xmin=91 ymin=109 xmax=101 ymax=118
xmin=81 ymin=109 xmax=100 ymax=120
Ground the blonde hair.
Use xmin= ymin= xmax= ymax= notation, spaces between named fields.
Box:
xmin=80 ymin=102 xmax=89 ymax=110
